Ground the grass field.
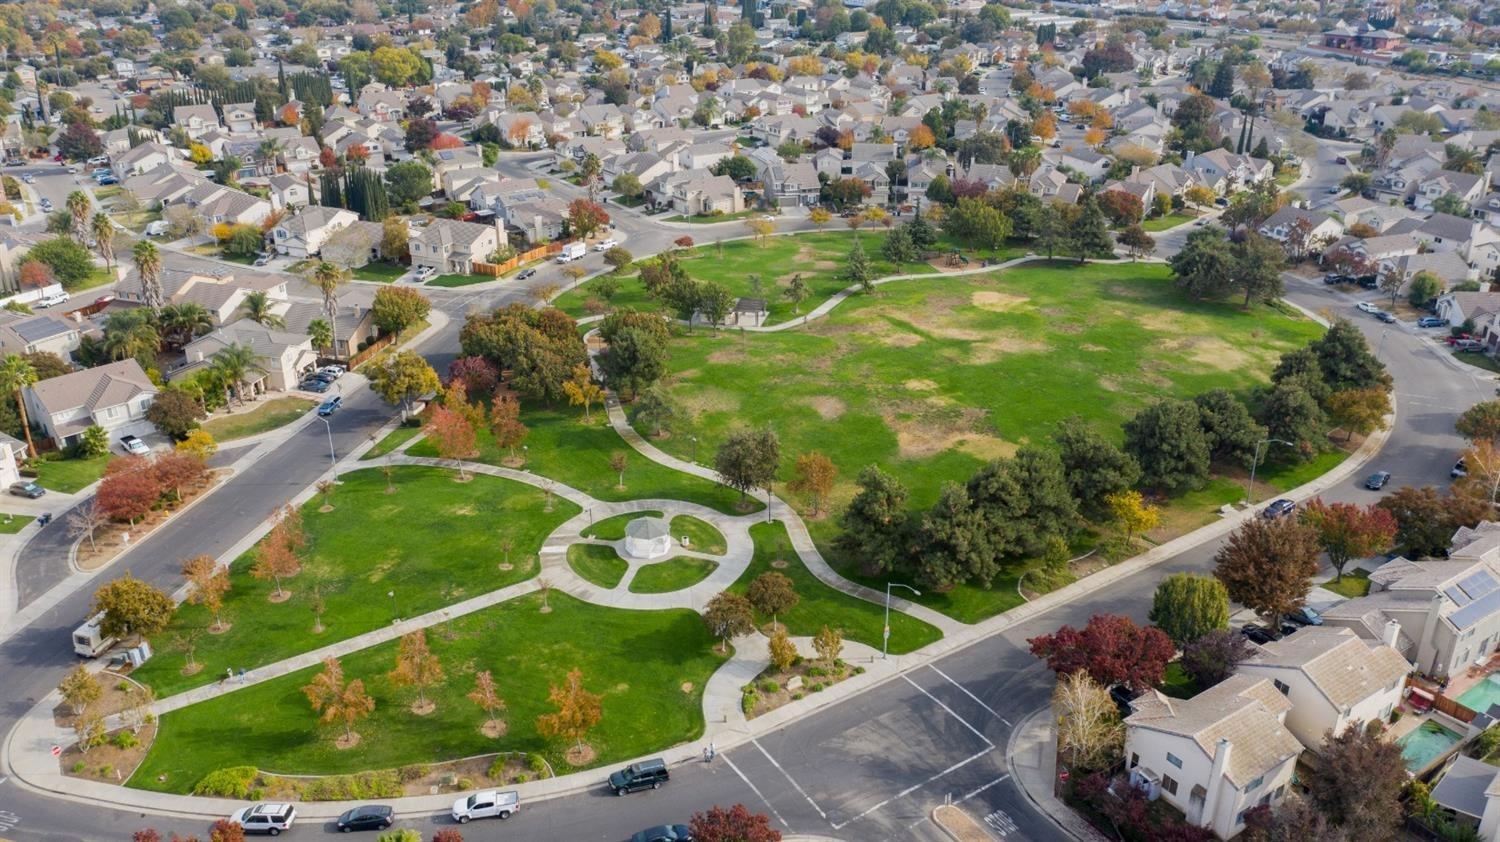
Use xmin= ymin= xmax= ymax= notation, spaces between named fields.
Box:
xmin=130 ymin=592 xmax=726 ymax=793
xmin=670 ymin=515 xmax=726 ymax=555
xmin=428 ymin=272 xmax=495 ymax=288
xmin=34 ymin=453 xmax=112 ymax=493
xmin=201 ymin=398 xmax=315 ymax=442
xmin=553 ymin=231 xmax=940 ymax=326
xmin=581 ymin=511 xmax=663 ymax=540
xmin=729 ymin=522 xmax=941 ymax=654
xmin=359 ymin=424 xmax=424 ymax=460
xmin=665 ymin=210 xmax=764 ymax=223
xmin=1142 ymin=211 xmax=1200 ymax=232
xmin=352 ymin=262 xmax=407 ymax=283
xmin=628 ymin=556 xmax=718 ymax=593
xmin=129 ymin=468 xmax=579 ymax=697
xmin=568 ymin=543 xmax=629 ymax=588
xmin=408 ymin=406 xmax=758 ymax=515
xmin=0 ymin=514 xmax=34 ymax=533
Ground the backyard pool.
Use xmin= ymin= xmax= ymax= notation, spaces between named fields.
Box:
xmin=1399 ymin=720 xmax=1463 ymax=772
xmin=1459 ymin=674 xmax=1500 ymax=715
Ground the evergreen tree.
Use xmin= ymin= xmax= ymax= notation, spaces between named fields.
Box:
xmin=1209 ymin=60 xmax=1236 ymax=98
xmin=845 ymin=236 xmax=873 ymax=291
xmin=905 ymin=210 xmax=937 ymax=249
xmin=1069 ymin=198 xmax=1114 ymax=263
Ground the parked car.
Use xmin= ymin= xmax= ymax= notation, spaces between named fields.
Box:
xmin=593 ymin=238 xmax=618 ymax=251
xmin=1456 ymin=339 xmax=1486 ymax=353
xmin=119 ymin=434 xmax=150 ymax=456
xmin=229 ymin=803 xmax=297 ymax=836
xmin=1327 ymin=186 xmax=1340 ymax=194
xmin=1335 ymin=156 xmax=1348 ymax=165
xmin=1214 ymin=197 xmax=1229 ymax=206
xmin=1241 ymin=623 xmax=1283 ymax=644
xmin=335 ymin=804 xmax=393 ymax=832
xmin=517 ymin=268 xmax=536 ymax=280
xmin=95 ymin=173 xmax=118 ymax=185
xmin=1364 ymin=471 xmax=1391 ymax=490
xmin=1357 ymin=275 xmax=1379 ymax=289
xmin=450 ymin=789 xmax=519 ymax=823
xmin=21 ymin=173 xmax=34 ymax=184
xmin=317 ymin=395 xmax=342 ymax=416
xmin=414 ymin=266 xmax=436 ymax=281
xmin=1109 ymin=684 xmax=1138 ymax=715
xmin=1356 ymin=301 xmax=1378 ymax=313
xmin=1324 ymin=274 xmax=1353 ymax=285
xmin=631 ymin=825 xmax=694 ymax=842
xmin=35 ymin=291 xmax=69 ymax=308
xmin=300 ymin=378 xmax=331 ymax=394
xmin=1287 ymin=606 xmax=1324 ymax=626
xmin=310 ymin=370 xmax=340 ymax=384
xmin=1372 ymin=310 xmax=1396 ymax=323
xmin=252 ymin=254 xmax=271 ymax=267
xmin=8 ymin=481 xmax=44 ymax=499
xmin=609 ymin=758 xmax=669 ymax=795
xmin=1261 ymin=499 xmax=1296 ymax=520
xmin=1453 ymin=458 xmax=1469 ymax=478
xmin=1418 ymin=317 xmax=1449 ymax=328
xmin=318 ymin=364 xmax=346 ymax=378
xmin=39 ymin=198 xmax=52 ymax=212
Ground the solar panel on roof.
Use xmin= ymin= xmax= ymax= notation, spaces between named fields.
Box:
xmin=1460 ymin=570 xmax=1500 ymax=601
xmin=1450 ymin=587 xmax=1500 ymax=631
xmin=1448 ymin=586 xmax=1473 ymax=607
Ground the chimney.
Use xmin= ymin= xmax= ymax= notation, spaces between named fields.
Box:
xmin=1202 ymin=738 xmax=1232 ymax=824
xmin=1185 ymin=150 xmax=1196 ymax=161
xmin=1384 ymin=618 xmax=1402 ymax=649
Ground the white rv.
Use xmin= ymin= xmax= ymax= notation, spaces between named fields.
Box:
xmin=72 ymin=612 xmax=116 ymax=657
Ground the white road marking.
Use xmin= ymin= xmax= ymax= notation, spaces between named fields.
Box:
xmin=985 ymin=809 xmax=1018 ymax=836
xmin=722 ymin=753 xmax=790 ymax=829
xmin=902 ymin=674 xmax=994 ymax=746
xmin=830 ymin=747 xmax=995 ymax=830
xmin=752 ymin=738 xmax=827 ymax=820
xmin=961 ymin=774 xmax=1011 ymax=802
xmin=928 ymin=665 xmax=1012 ymax=726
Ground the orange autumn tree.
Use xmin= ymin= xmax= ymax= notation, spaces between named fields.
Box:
xmin=536 ymin=668 xmax=603 ymax=761
xmin=388 ymin=628 xmax=446 ymax=715
xmin=182 ymin=554 xmax=231 ymax=632
xmin=426 ymin=403 xmax=478 ymax=480
xmin=489 ymin=394 xmax=529 ymax=465
xmin=252 ymin=504 xmax=305 ymax=601
xmin=302 ymin=657 xmax=375 ymax=748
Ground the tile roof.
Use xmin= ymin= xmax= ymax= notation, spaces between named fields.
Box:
xmin=1244 ymin=627 xmax=1409 ymax=709
xmin=28 ymin=359 xmax=155 ymax=418
xmin=1126 ymin=674 xmax=1302 ymax=788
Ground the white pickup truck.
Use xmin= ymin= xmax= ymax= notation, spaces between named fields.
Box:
xmin=451 ymin=790 xmax=520 ymax=823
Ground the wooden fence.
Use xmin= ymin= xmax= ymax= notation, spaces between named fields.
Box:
xmin=1406 ymin=675 xmax=1480 ymax=724
xmin=470 ymin=241 xmax=566 ymax=277
xmin=348 ymin=332 xmax=397 ymax=369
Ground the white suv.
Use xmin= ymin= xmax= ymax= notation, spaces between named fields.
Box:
xmin=35 ymin=291 xmax=68 ymax=308
xmin=230 ymin=803 xmax=297 ymax=835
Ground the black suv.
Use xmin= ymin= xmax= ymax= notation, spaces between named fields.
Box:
xmin=609 ymin=758 xmax=669 ymax=795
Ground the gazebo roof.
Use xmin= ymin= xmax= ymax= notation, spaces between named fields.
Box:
xmin=625 ymin=516 xmax=671 ymax=540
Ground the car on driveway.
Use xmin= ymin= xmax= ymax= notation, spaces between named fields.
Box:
xmin=1324 ymin=274 xmax=1352 ymax=285
xmin=229 ymin=803 xmax=296 ymax=836
xmin=317 ymin=395 xmax=342 ymax=416
xmin=1262 ymin=499 xmax=1296 ymax=520
xmin=1241 ymin=623 xmax=1283 ymax=644
xmin=414 ymin=266 xmax=436 ymax=281
xmin=1454 ymin=458 xmax=1469 ymax=478
xmin=1356 ymin=301 xmax=1378 ymax=313
xmin=335 ymin=804 xmax=393 ymax=832
xmin=1418 ymin=316 xmax=1449 ymax=328
xmin=8 ymin=481 xmax=44 ymax=499
xmin=252 ymin=254 xmax=271 ymax=267
xmin=120 ymin=434 xmax=150 ymax=456
xmin=300 ymin=377 xmax=330 ymax=393
xmin=1287 ymin=606 xmax=1324 ymax=626
xmin=1365 ymin=471 xmax=1391 ymax=490
xmin=318 ymin=364 xmax=346 ymax=379
xmin=631 ymin=825 xmax=693 ymax=842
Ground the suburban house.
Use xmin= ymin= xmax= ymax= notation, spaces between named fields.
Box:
xmin=174 ymin=323 xmax=317 ymax=394
xmin=1322 ymin=522 xmax=1500 ymax=679
xmin=114 ymin=269 xmax=289 ymax=325
xmin=0 ymin=233 xmax=42 ymax=293
xmin=1426 ymin=755 xmax=1500 ymax=840
xmin=270 ymin=206 xmax=362 ymax=259
xmin=172 ymin=104 xmax=221 ymax=139
xmin=1413 ymin=170 xmax=1486 ymax=213
xmin=1237 ymin=627 xmax=1410 ymax=750
xmin=222 ymin=102 xmax=257 ymax=134
xmin=1124 ymin=674 xmax=1303 ymax=839
xmin=661 ymin=173 xmax=745 ymax=216
xmin=1183 ymin=149 xmax=1273 ymax=194
xmin=1257 ymin=206 xmax=1344 ymax=252
xmin=409 ymin=219 xmax=507 ymax=275
xmin=22 ymin=359 xmax=158 ymax=450
xmin=265 ymin=174 xmax=312 ymax=211
xmin=282 ymin=301 xmax=377 ymax=359
xmin=1440 ymin=291 xmax=1500 ymax=334
xmin=111 ymin=142 xmax=178 ymax=179
xmin=0 ymin=311 xmax=83 ymax=359
xmin=175 ymin=182 xmax=274 ymax=228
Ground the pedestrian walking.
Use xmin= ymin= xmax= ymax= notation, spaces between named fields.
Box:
xmin=239 ymin=668 xmax=247 ymax=685
xmin=224 ymin=668 xmax=233 ymax=684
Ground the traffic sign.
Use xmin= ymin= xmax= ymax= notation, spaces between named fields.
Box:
xmin=49 ymin=745 xmax=60 ymax=757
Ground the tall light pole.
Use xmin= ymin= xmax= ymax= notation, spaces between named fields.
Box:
xmin=1246 ymin=438 xmax=1295 ymax=504
xmin=316 ymin=414 xmax=337 ymax=479
xmin=883 ymin=582 xmax=920 ymax=659
xmin=388 ymin=590 xmax=397 ymax=621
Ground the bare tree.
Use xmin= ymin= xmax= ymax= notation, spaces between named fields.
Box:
xmin=68 ymin=501 xmax=107 ymax=553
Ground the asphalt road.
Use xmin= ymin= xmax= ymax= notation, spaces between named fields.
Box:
xmin=0 ymin=157 xmax=1492 ymax=841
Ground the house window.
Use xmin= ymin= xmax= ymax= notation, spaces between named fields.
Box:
xmin=1273 ymin=679 xmax=1290 ymax=696
xmin=1130 ymin=753 xmax=1138 ymax=769
xmin=1166 ymin=752 xmax=1183 ymax=769
xmin=1162 ymin=775 xmax=1178 ymax=796
xmin=1247 ymin=775 xmax=1264 ymax=791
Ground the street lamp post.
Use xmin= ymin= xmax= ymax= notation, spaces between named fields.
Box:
xmin=1245 ymin=438 xmax=1295 ymax=505
xmin=316 ymin=415 xmax=337 ymax=480
xmin=883 ymin=582 xmax=921 ymax=659
xmin=690 ymin=435 xmax=698 ymax=464
xmin=388 ymin=590 xmax=397 ymax=621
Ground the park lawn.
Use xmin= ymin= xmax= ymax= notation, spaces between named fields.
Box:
xmin=1322 ymin=568 xmax=1372 ymax=599
xmin=628 ymin=556 xmax=718 ymax=593
xmin=34 ymin=453 xmax=112 ymax=493
xmin=582 ymin=511 xmax=663 ymax=540
xmin=129 ymin=592 xmax=727 ymax=793
xmin=665 ymin=210 xmax=764 ymax=223
xmin=407 ymin=406 xmax=758 ymax=516
xmin=352 ymin=262 xmax=407 ymax=283
xmin=670 ymin=515 xmax=726 ymax=555
xmin=0 ymin=514 xmax=34 ymax=533
xmin=360 ymin=424 xmax=424 ymax=460
xmin=553 ymin=231 xmax=938 ymax=326
xmin=128 ymin=467 xmax=580 ymax=697
xmin=1142 ymin=211 xmax=1199 ymax=232
xmin=201 ymin=398 xmax=316 ymax=442
xmin=428 ymin=272 xmax=495 ymax=288
xmin=568 ymin=543 xmax=629 ymax=589
xmin=729 ymin=521 xmax=941 ymax=654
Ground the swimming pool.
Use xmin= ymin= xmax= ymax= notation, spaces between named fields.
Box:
xmin=1398 ymin=721 xmax=1463 ymax=772
xmin=1459 ymin=674 xmax=1500 ymax=715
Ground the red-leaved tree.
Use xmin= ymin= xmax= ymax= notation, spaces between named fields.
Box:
xmin=690 ymin=804 xmax=782 ymax=842
xmin=152 ymin=451 xmax=207 ymax=501
xmin=97 ymin=459 xmax=165 ymax=524
xmin=1299 ymin=498 xmax=1397 ymax=582
xmin=427 ymin=404 xmax=478 ymax=479
xmin=1028 ymin=614 xmax=1175 ymax=693
xmin=18 ymin=260 xmax=54 ymax=289
xmin=448 ymin=356 xmax=500 ymax=396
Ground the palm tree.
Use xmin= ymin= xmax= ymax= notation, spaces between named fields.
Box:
xmin=0 ymin=355 xmax=38 ymax=458
xmin=101 ymin=310 xmax=160 ymax=362
xmin=1010 ymin=145 xmax=1042 ymax=178
xmin=239 ymin=290 xmax=284 ymax=328
xmin=307 ymin=318 xmax=333 ymax=357
xmin=210 ymin=343 xmax=265 ymax=406
xmin=309 ymin=261 xmax=347 ymax=357
xmin=90 ymin=213 xmax=114 ymax=268
xmin=158 ymin=302 xmax=213 ymax=348
xmin=1444 ymin=145 xmax=1483 ymax=176
xmin=65 ymin=190 xmax=90 ymax=243
xmin=257 ymin=138 xmax=282 ymax=174
xmin=132 ymin=240 xmax=164 ymax=311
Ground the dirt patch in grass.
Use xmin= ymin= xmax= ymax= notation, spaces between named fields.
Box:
xmin=970 ymin=333 xmax=1050 ymax=364
xmin=59 ymin=724 xmax=156 ymax=785
xmin=1181 ymin=336 xmax=1258 ymax=371
xmin=970 ymin=290 xmax=1030 ymax=311
xmin=880 ymin=332 xmax=922 ymax=348
xmin=811 ymin=260 xmax=838 ymax=271
xmin=802 ymin=395 xmax=846 ymax=420
xmin=451 ymin=505 xmax=477 ymax=516
xmin=1080 ymin=343 xmax=1109 ymax=352
xmin=674 ymin=386 xmax=742 ymax=416
xmin=957 ymin=436 xmax=1019 ymax=461
xmin=904 ymin=379 xmax=938 ymax=391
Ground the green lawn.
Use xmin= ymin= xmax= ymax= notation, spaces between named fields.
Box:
xmin=201 ymin=398 xmax=316 ymax=442
xmin=408 ymin=406 xmax=757 ymax=516
xmin=645 ymin=261 xmax=1326 ymax=623
xmin=428 ymin=272 xmax=496 ymax=288
xmin=665 ymin=210 xmax=765 ymax=223
xmin=553 ymin=231 xmax=939 ymax=326
xmin=129 ymin=592 xmax=726 ymax=793
xmin=568 ymin=543 xmax=629 ymax=589
xmin=352 ymin=262 xmax=407 ymax=283
xmin=0 ymin=513 xmax=34 ymax=533
xmin=670 ymin=515 xmax=726 ymax=555
xmin=582 ymin=511 xmax=663 ymax=540
xmin=1321 ymin=568 xmax=1371 ymax=599
xmin=1159 ymin=662 xmax=1198 ymax=699
xmin=34 ymin=453 xmax=112 ymax=493
xmin=129 ymin=468 xmax=580 ymax=697
xmin=360 ymin=424 xmax=424 ymax=460
xmin=729 ymin=521 xmax=941 ymax=654
xmin=1141 ymin=211 xmax=1199 ymax=232
xmin=628 ymin=556 xmax=718 ymax=593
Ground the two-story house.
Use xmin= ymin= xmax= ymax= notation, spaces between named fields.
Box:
xmin=23 ymin=359 xmax=158 ymax=449
xmin=173 ymin=104 xmax=222 ymax=140
xmin=1414 ymin=170 xmax=1487 ymax=213
xmin=271 ymin=206 xmax=361 ymax=258
xmin=409 ymin=219 xmax=507 ymax=275
xmin=175 ymin=323 xmax=317 ymax=394
xmin=0 ymin=311 xmax=83 ymax=359
xmin=221 ymin=102 xmax=257 ymax=134
xmin=1124 ymin=674 xmax=1303 ymax=839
